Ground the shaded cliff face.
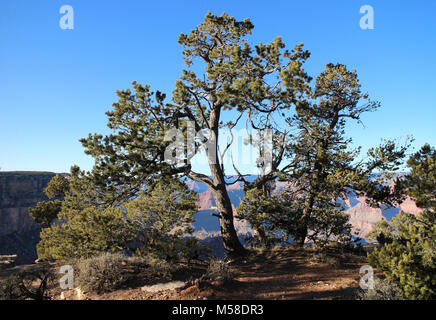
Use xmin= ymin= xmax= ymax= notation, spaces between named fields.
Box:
xmin=0 ymin=172 xmax=56 ymax=264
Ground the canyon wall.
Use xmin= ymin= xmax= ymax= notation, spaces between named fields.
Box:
xmin=0 ymin=172 xmax=55 ymax=264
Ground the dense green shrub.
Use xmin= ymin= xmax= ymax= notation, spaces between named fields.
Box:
xmin=37 ymin=206 xmax=134 ymax=263
xmin=367 ymin=211 xmax=435 ymax=299
xmin=367 ymin=144 xmax=436 ymax=300
xmin=37 ymin=177 xmax=198 ymax=263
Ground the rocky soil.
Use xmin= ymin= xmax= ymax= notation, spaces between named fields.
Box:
xmin=9 ymin=247 xmax=369 ymax=300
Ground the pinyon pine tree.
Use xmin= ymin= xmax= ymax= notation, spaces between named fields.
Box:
xmin=79 ymin=12 xmax=312 ymax=257
xmin=237 ymin=64 xmax=411 ymax=247
xmin=286 ymin=64 xmax=412 ymax=246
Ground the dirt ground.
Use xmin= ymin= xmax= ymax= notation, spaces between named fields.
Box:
xmin=24 ymin=247 xmax=368 ymax=300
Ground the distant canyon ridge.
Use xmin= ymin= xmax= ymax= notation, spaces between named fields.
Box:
xmin=0 ymin=172 xmax=422 ymax=264
xmin=188 ymin=177 xmax=422 ymax=241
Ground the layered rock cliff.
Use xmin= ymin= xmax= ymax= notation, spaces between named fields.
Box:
xmin=0 ymin=172 xmax=56 ymax=264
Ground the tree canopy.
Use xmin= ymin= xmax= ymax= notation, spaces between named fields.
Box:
xmin=237 ymin=63 xmax=411 ymax=247
xmin=30 ymin=12 xmax=418 ymax=262
xmin=78 ymin=12 xmax=314 ymax=256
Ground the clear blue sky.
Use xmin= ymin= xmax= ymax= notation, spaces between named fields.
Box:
xmin=1 ymin=0 xmax=435 ymax=173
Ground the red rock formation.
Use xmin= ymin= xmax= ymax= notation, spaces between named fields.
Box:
xmin=187 ymin=178 xmax=423 ymax=241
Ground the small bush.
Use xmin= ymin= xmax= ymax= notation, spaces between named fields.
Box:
xmin=140 ymin=257 xmax=173 ymax=284
xmin=75 ymin=253 xmax=126 ymax=294
xmin=204 ymin=259 xmax=233 ymax=283
xmin=357 ymin=277 xmax=404 ymax=300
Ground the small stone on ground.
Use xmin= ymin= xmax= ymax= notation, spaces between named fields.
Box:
xmin=141 ymin=281 xmax=186 ymax=293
